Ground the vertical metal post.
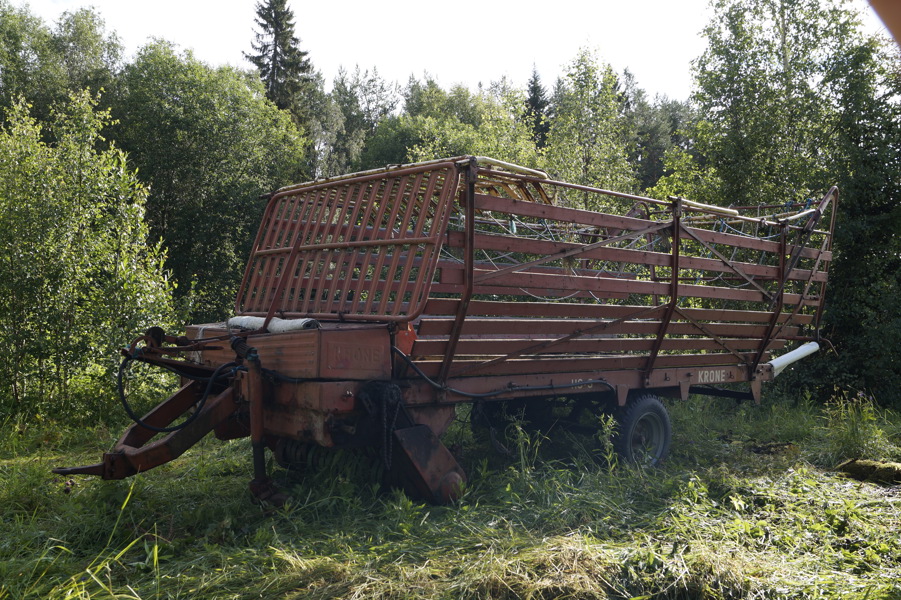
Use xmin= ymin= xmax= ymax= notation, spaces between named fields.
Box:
xmin=231 ymin=337 xmax=284 ymax=504
xmin=752 ymin=223 xmax=789 ymax=372
xmin=246 ymin=349 xmax=267 ymax=482
xmin=439 ymin=158 xmax=477 ymax=382
xmin=643 ymin=198 xmax=681 ymax=385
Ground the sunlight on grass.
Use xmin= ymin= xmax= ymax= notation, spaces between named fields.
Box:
xmin=1 ymin=396 xmax=900 ymax=599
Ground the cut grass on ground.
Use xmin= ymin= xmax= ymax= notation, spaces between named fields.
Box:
xmin=1 ymin=394 xmax=900 ymax=599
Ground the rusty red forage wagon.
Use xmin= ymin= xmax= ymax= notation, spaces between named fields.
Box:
xmin=56 ymin=156 xmax=837 ymax=504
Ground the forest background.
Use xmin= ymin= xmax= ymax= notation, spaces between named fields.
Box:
xmin=0 ymin=0 xmax=899 ymax=423
xmin=2 ymin=1 xmax=901 ymax=598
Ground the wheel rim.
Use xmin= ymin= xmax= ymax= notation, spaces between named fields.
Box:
xmin=629 ymin=411 xmax=666 ymax=464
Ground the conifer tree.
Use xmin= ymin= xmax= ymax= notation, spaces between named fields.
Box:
xmin=525 ymin=66 xmax=549 ymax=147
xmin=245 ymin=0 xmax=312 ymax=114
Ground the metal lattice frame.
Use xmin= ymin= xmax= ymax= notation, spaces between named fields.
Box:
xmin=236 ymin=162 xmax=461 ymax=323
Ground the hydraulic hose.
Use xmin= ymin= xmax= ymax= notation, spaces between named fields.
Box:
xmin=117 ymin=356 xmax=238 ymax=433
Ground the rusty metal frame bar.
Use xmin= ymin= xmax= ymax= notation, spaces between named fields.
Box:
xmin=752 ymin=224 xmax=789 ymax=372
xmin=643 ymin=199 xmax=681 ymax=382
xmin=438 ymin=159 xmax=477 ymax=382
xmin=391 ymin=171 xmax=444 ymax=315
xmin=780 ymin=187 xmax=838 ymax=334
xmin=671 ymin=305 xmax=756 ymax=364
xmin=359 ymin=172 xmax=412 ymax=315
xmin=53 ymin=383 xmax=239 ymax=479
xmin=769 ymin=234 xmax=831 ymax=343
xmin=259 ymin=185 xmax=331 ymax=327
xmin=238 ymin=158 xmax=836 ymax=391
xmin=323 ymin=184 xmax=371 ymax=315
xmin=448 ymin=304 xmax=666 ymax=378
xmin=751 ymin=187 xmax=835 ymax=371
xmin=400 ymin=362 xmax=755 ymax=406
xmin=472 ymin=222 xmax=670 ymax=285
xmin=238 ymin=161 xmax=460 ymax=323
xmin=681 ymin=225 xmax=774 ymax=301
xmin=813 ymin=188 xmax=839 ymax=329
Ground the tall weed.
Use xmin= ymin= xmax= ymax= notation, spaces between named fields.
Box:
xmin=816 ymin=390 xmax=900 ymax=464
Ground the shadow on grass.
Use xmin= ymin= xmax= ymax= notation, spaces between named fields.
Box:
xmin=2 ymin=395 xmax=901 ymax=599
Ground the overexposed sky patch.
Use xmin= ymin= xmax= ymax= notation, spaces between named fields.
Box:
xmin=28 ymin=0 xmax=889 ymax=100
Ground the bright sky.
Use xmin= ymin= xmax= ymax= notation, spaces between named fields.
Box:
xmin=27 ymin=0 xmax=890 ymax=101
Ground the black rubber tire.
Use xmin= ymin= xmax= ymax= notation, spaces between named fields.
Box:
xmin=613 ymin=394 xmax=672 ymax=466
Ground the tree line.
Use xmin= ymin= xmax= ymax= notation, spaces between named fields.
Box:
xmin=0 ymin=0 xmax=897 ymax=420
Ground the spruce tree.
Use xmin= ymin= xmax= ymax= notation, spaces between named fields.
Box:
xmin=245 ymin=0 xmax=311 ymax=114
xmin=525 ymin=66 xmax=549 ymax=147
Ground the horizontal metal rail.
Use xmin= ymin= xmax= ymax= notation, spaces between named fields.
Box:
xmin=233 ymin=156 xmax=834 ymax=389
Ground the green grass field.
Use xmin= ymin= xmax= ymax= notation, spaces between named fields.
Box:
xmin=2 ymin=394 xmax=900 ymax=599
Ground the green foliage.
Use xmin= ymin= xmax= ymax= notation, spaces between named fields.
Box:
xmin=110 ymin=42 xmax=306 ymax=322
xmin=4 ymin=397 xmax=901 ymax=598
xmin=810 ymin=38 xmax=901 ymax=405
xmin=356 ymin=113 xmax=413 ymax=168
xmin=408 ymin=86 xmax=540 ymax=167
xmin=0 ymin=92 xmax=174 ymax=421
xmin=655 ymin=0 xmax=854 ymax=204
xmin=0 ymin=4 xmax=121 ymax=123
xmin=525 ymin=66 xmax=550 ymax=148
xmin=623 ymin=89 xmax=697 ymax=193
xmin=687 ymin=0 xmax=848 ymax=206
xmin=244 ymin=0 xmax=313 ymax=116
xmin=404 ymin=76 xmax=480 ymax=123
xmin=647 ymin=144 xmax=723 ymax=205
xmin=311 ymin=66 xmax=399 ymax=177
xmin=542 ymin=48 xmax=636 ymax=207
xmin=362 ymin=76 xmax=540 ymax=168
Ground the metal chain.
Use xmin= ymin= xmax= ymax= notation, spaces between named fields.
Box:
xmin=379 ymin=384 xmax=402 ymax=470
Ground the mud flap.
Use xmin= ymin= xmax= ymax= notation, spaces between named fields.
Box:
xmin=391 ymin=425 xmax=466 ymax=504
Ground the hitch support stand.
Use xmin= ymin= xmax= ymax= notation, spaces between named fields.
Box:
xmin=245 ymin=347 xmax=286 ymax=506
xmin=52 ymin=382 xmax=238 ymax=479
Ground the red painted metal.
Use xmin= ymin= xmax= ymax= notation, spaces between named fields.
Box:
xmin=55 ymin=157 xmax=837 ymax=505
xmin=237 ymin=162 xmax=460 ymax=322
xmin=53 ymin=382 xmax=240 ymax=479
xmin=439 ymin=158 xmax=477 ymax=382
